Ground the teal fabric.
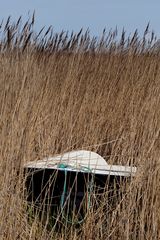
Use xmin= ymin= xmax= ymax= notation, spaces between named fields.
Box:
xmin=58 ymin=163 xmax=93 ymax=225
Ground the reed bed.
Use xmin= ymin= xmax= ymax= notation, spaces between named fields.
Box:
xmin=0 ymin=16 xmax=160 ymax=239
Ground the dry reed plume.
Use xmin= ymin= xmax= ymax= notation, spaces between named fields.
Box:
xmin=0 ymin=16 xmax=160 ymax=239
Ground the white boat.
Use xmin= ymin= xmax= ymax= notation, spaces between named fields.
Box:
xmin=24 ymin=150 xmax=137 ymax=177
xmin=24 ymin=150 xmax=137 ymax=224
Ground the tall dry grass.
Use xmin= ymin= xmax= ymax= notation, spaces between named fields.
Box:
xmin=0 ymin=16 xmax=160 ymax=239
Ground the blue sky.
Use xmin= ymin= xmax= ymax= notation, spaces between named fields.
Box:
xmin=0 ymin=0 xmax=160 ymax=37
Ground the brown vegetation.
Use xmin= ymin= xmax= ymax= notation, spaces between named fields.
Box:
xmin=0 ymin=16 xmax=160 ymax=239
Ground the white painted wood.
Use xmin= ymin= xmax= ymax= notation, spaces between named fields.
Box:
xmin=24 ymin=150 xmax=137 ymax=177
